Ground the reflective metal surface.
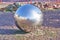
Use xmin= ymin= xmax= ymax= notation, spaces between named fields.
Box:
xmin=14 ymin=4 xmax=43 ymax=32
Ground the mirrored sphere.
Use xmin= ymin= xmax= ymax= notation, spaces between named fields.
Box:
xmin=14 ymin=4 xmax=43 ymax=32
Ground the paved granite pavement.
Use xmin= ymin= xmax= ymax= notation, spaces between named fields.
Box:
xmin=0 ymin=10 xmax=60 ymax=40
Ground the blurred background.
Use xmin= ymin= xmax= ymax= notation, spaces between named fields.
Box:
xmin=0 ymin=0 xmax=60 ymax=40
xmin=0 ymin=0 xmax=60 ymax=12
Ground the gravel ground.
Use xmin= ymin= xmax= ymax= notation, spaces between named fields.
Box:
xmin=0 ymin=10 xmax=60 ymax=40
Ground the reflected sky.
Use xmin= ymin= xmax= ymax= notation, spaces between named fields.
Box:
xmin=16 ymin=4 xmax=42 ymax=20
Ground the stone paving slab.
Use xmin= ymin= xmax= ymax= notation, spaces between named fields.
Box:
xmin=0 ymin=10 xmax=60 ymax=40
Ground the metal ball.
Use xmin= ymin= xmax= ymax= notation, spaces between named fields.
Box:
xmin=14 ymin=4 xmax=43 ymax=32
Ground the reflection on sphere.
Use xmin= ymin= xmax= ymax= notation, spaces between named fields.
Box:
xmin=14 ymin=4 xmax=43 ymax=32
